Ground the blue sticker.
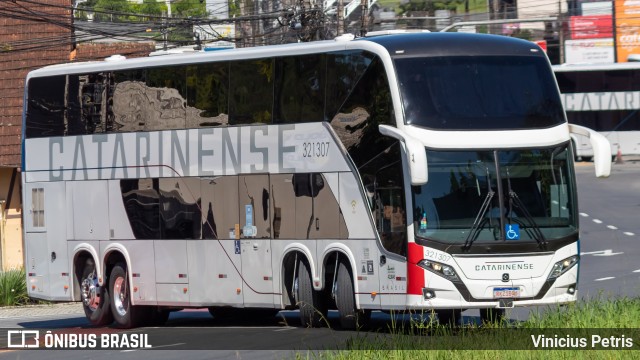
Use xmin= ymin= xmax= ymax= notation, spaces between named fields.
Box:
xmin=245 ymin=205 xmax=253 ymax=227
xmin=234 ymin=240 xmax=241 ymax=254
xmin=505 ymin=224 xmax=520 ymax=240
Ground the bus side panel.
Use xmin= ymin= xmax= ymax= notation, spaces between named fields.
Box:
xmin=124 ymin=240 xmax=157 ymax=305
xmin=187 ymin=240 xmax=244 ymax=306
xmin=24 ymin=182 xmax=70 ymax=301
xmin=337 ymin=172 xmax=375 ymax=239
xmin=336 ymin=172 xmax=380 ymax=309
xmin=70 ymin=181 xmax=110 ymax=241
xmin=154 ymin=240 xmax=190 ymax=305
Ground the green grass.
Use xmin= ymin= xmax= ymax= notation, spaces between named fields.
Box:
xmin=0 ymin=268 xmax=29 ymax=306
xmin=314 ymin=297 xmax=640 ymax=358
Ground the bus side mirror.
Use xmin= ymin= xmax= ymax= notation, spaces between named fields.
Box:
xmin=378 ymin=125 xmax=428 ymax=185
xmin=568 ymin=124 xmax=611 ymax=178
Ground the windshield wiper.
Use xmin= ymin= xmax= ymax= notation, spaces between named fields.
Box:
xmin=505 ymin=168 xmax=548 ymax=249
xmin=462 ymin=167 xmax=496 ymax=251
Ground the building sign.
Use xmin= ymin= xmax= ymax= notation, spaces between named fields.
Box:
xmin=569 ymin=15 xmax=612 ymax=39
xmin=194 ymin=24 xmax=235 ymax=49
xmin=614 ymin=1 xmax=640 ymax=62
xmin=565 ymin=38 xmax=614 ymax=64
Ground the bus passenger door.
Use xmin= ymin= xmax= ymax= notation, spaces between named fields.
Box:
xmin=238 ymin=174 xmax=273 ymax=307
xmin=24 ymin=182 xmax=67 ymax=300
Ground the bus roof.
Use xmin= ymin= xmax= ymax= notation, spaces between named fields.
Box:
xmin=552 ymin=62 xmax=640 ymax=72
xmin=27 ymin=32 xmax=546 ymax=80
xmin=364 ymin=32 xmax=545 ymax=58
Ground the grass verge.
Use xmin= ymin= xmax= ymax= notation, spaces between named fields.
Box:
xmin=0 ymin=268 xmax=29 ymax=306
xmin=315 ymin=297 xmax=640 ymax=358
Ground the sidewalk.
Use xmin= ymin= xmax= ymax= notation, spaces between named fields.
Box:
xmin=0 ymin=302 xmax=84 ymax=318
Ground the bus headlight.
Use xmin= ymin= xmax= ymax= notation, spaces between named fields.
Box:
xmin=548 ymin=255 xmax=579 ymax=280
xmin=418 ymin=259 xmax=459 ymax=281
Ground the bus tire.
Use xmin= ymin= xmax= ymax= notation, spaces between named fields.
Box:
xmin=79 ymin=258 xmax=113 ymax=326
xmin=336 ymin=260 xmax=370 ymax=330
xmin=109 ymin=262 xmax=145 ymax=328
xmin=296 ymin=260 xmax=324 ymax=327
xmin=436 ymin=309 xmax=461 ymax=326
xmin=480 ymin=308 xmax=505 ymax=324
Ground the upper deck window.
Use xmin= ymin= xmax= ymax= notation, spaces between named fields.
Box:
xmin=396 ymin=56 xmax=564 ymax=130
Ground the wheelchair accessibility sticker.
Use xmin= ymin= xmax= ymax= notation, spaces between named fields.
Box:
xmin=506 ymin=224 xmax=520 ymax=240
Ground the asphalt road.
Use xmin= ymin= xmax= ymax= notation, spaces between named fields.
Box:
xmin=572 ymin=159 xmax=640 ymax=299
xmin=1 ymin=159 xmax=638 ymax=359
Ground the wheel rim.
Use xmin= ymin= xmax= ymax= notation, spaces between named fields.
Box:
xmin=113 ymin=276 xmax=128 ymax=317
xmin=81 ymin=271 xmax=100 ymax=311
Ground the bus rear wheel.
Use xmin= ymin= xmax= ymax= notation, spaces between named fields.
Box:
xmin=335 ymin=260 xmax=370 ymax=330
xmin=296 ymin=259 xmax=325 ymax=327
xmin=109 ymin=262 xmax=146 ymax=328
xmin=79 ymin=258 xmax=113 ymax=326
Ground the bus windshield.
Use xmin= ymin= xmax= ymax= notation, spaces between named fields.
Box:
xmin=396 ymin=56 xmax=565 ymax=130
xmin=412 ymin=144 xmax=577 ymax=244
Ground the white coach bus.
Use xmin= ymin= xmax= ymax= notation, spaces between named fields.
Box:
xmin=22 ymin=32 xmax=611 ymax=329
xmin=553 ymin=63 xmax=640 ymax=160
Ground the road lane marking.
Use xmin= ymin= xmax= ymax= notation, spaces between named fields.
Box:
xmin=580 ymin=213 xmax=589 ymax=217
xmin=607 ymin=225 xmax=618 ymax=230
xmin=624 ymin=232 xmax=635 ymax=236
xmin=593 ymin=219 xmax=603 ymax=224
xmin=580 ymin=249 xmax=623 ymax=256
xmin=594 ymin=277 xmax=615 ymax=281
xmin=274 ymin=327 xmax=296 ymax=332
xmin=633 ymin=269 xmax=640 ymax=273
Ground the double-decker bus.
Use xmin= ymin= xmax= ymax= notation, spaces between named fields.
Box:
xmin=553 ymin=63 xmax=640 ymax=160
xmin=22 ymin=32 xmax=611 ymax=329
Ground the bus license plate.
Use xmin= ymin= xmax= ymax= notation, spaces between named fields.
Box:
xmin=493 ymin=287 xmax=520 ymax=298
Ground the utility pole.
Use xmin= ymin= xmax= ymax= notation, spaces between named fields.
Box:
xmin=337 ymin=0 xmax=344 ymax=35
xmin=359 ymin=0 xmax=367 ymax=36
xmin=558 ymin=0 xmax=564 ymax=64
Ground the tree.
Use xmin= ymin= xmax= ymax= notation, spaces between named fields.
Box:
xmin=173 ymin=0 xmax=208 ymax=17
xmin=138 ymin=0 xmax=164 ymax=18
xmin=93 ymin=0 xmax=132 ymax=22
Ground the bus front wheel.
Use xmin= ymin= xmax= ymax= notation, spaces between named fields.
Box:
xmin=296 ymin=259 xmax=325 ymax=327
xmin=109 ymin=262 xmax=146 ymax=328
xmin=79 ymin=258 xmax=113 ymax=326
xmin=335 ymin=260 xmax=370 ymax=330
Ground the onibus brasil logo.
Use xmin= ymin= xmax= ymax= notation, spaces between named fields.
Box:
xmin=6 ymin=330 xmax=152 ymax=349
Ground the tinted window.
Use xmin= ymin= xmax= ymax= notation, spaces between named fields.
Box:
xmin=121 ymin=178 xmax=160 ymax=239
xmin=396 ymin=56 xmax=565 ymax=130
xmin=229 ymin=59 xmax=273 ymax=125
xmin=78 ymin=73 xmax=113 ymax=135
xmin=565 ymin=110 xmax=640 ymax=131
xmin=330 ymin=54 xmax=395 ymax=167
xmin=186 ymin=63 xmax=229 ymax=127
xmin=555 ymin=69 xmax=640 ymax=93
xmin=360 ymin=143 xmax=406 ymax=257
xmin=274 ymin=55 xmax=325 ymax=123
xmin=160 ymin=178 xmax=201 ymax=239
xmin=26 ymin=76 xmax=66 ymax=138
xmin=146 ymin=66 xmax=187 ymax=130
xmin=325 ymin=51 xmax=373 ymax=121
xmin=111 ymin=70 xmax=147 ymax=132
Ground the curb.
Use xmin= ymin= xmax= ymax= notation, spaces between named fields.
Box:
xmin=0 ymin=302 xmax=84 ymax=318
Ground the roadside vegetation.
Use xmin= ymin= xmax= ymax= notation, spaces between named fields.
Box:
xmin=0 ymin=268 xmax=29 ymax=306
xmin=307 ymin=296 xmax=640 ymax=359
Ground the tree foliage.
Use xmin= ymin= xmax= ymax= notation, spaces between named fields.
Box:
xmin=398 ymin=0 xmax=465 ymax=15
